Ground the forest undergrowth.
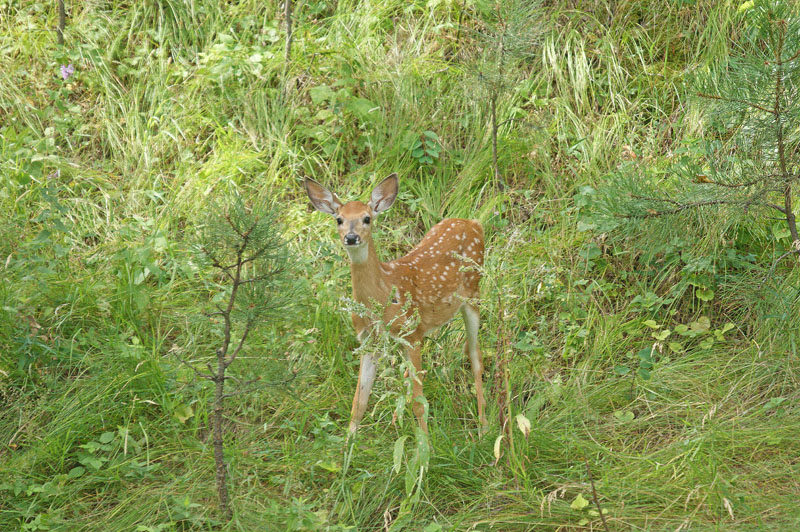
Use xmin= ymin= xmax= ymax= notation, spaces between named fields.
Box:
xmin=1 ymin=1 xmax=799 ymax=530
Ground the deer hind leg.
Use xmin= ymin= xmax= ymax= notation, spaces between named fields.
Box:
xmin=349 ymin=353 xmax=377 ymax=434
xmin=461 ymin=304 xmax=488 ymax=433
xmin=405 ymin=336 xmax=429 ymax=434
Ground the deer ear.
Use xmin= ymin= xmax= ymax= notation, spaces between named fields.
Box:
xmin=368 ymin=173 xmax=398 ymax=214
xmin=304 ymin=178 xmax=343 ymax=215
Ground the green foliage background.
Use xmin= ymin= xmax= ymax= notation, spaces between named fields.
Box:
xmin=1 ymin=0 xmax=799 ymax=530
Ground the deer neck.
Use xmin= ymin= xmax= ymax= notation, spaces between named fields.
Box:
xmin=347 ymin=239 xmax=389 ymax=304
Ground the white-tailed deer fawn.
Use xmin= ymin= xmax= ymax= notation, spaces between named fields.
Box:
xmin=304 ymin=174 xmax=487 ymax=435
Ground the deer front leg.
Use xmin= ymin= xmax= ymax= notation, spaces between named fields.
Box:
xmin=349 ymin=353 xmax=377 ymax=434
xmin=405 ymin=339 xmax=429 ymax=434
xmin=462 ymin=304 xmax=488 ymax=434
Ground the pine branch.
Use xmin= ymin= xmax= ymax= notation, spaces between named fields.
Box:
xmin=224 ymin=318 xmax=255 ymax=369
xmin=175 ymin=354 xmax=214 ymax=381
xmin=603 ymin=2 xmax=800 ymax=279
xmin=766 ymin=203 xmax=788 ymax=215
xmin=764 ymin=247 xmax=800 ymax=286
xmin=625 ymin=195 xmax=761 ymax=218
xmin=222 ymin=377 xmax=263 ymax=399
xmin=782 ymin=47 xmax=800 ymax=64
xmin=697 ymin=92 xmax=775 ymax=115
xmin=701 ymin=177 xmax=763 ymax=188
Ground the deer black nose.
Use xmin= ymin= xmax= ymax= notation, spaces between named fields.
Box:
xmin=344 ymin=233 xmax=360 ymax=246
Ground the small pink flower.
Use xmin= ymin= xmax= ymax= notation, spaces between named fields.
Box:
xmin=60 ymin=64 xmax=74 ymax=80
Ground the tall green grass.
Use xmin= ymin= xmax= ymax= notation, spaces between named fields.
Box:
xmin=1 ymin=0 xmax=798 ymax=530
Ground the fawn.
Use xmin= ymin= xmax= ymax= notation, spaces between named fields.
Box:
xmin=304 ymin=174 xmax=487 ymax=434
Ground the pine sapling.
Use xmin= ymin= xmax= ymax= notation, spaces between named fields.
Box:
xmin=178 ymin=198 xmax=295 ymax=520
xmin=465 ymin=0 xmax=542 ymax=190
xmin=616 ymin=1 xmax=800 ymax=277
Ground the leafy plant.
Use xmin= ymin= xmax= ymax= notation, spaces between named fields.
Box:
xmin=614 ymin=346 xmax=655 ymax=386
xmin=409 ymin=131 xmax=442 ymax=166
xmin=299 ymin=81 xmax=381 ymax=161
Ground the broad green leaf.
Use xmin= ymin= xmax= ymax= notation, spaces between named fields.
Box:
xmin=309 ymin=84 xmax=334 ymax=105
xmin=614 ymin=365 xmax=630 ymax=376
xmin=345 ymin=97 xmax=378 ymax=120
xmin=638 ymin=368 xmax=651 ymax=380
xmin=738 ymin=0 xmax=754 ymax=12
xmin=637 ymin=347 xmax=653 ymax=362
xmin=315 ymin=460 xmax=340 ymax=473
xmin=571 ymin=493 xmax=589 ymax=510
xmin=652 ymin=329 xmax=671 ymax=341
xmin=395 ymin=393 xmax=407 ymax=426
xmin=614 ymin=410 xmax=634 ymax=422
xmin=668 ymin=342 xmax=684 ymax=353
xmin=99 ymin=432 xmax=115 ymax=444
xmin=580 ymin=243 xmax=602 ymax=260
xmin=514 ymin=334 xmax=537 ymax=352
xmin=173 ymin=404 xmax=194 ymax=424
xmin=393 ymin=435 xmax=409 ymax=474
xmin=696 ymin=288 xmax=714 ymax=302
xmin=690 ymin=316 xmax=711 ymax=333
xmin=642 ymin=319 xmax=660 ymax=329
xmin=33 ymin=229 xmax=52 ymax=244
xmin=79 ymin=453 xmax=106 ymax=470
xmin=772 ymin=221 xmax=791 ymax=240
xmin=68 ymin=466 xmax=85 ymax=479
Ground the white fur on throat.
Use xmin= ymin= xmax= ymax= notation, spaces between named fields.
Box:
xmin=344 ymin=243 xmax=369 ymax=264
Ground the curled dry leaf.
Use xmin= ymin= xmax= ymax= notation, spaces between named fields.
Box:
xmin=493 ymin=434 xmax=504 ymax=465
xmin=515 ymin=413 xmax=531 ymax=438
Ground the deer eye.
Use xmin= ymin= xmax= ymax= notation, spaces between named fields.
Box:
xmin=363 ymin=216 xmax=371 ymax=225
xmin=336 ymin=217 xmax=344 ymax=225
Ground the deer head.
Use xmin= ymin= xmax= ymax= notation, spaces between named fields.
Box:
xmin=304 ymin=174 xmax=398 ymax=263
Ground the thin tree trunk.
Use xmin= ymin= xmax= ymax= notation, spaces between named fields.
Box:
xmin=492 ymin=22 xmax=506 ymax=191
xmin=57 ymin=0 xmax=65 ymax=45
xmin=213 ymin=370 xmax=231 ymax=520
xmin=211 ymin=252 xmax=243 ymax=521
xmin=584 ymin=458 xmax=612 ymax=532
xmin=452 ymin=0 xmax=467 ymax=60
xmin=285 ymin=0 xmax=293 ymax=68
xmin=491 ymin=91 xmax=501 ymax=190
xmin=493 ymin=292 xmax=508 ymax=433
xmin=773 ymin=24 xmax=800 ymax=245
